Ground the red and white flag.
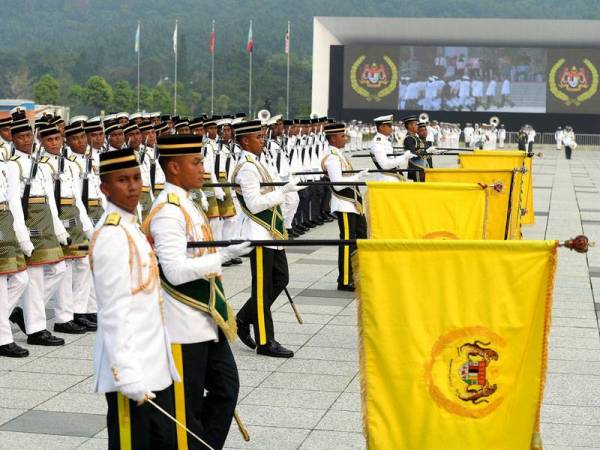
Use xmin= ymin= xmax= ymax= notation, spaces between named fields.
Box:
xmin=246 ymin=20 xmax=254 ymax=53
xmin=209 ymin=25 xmax=215 ymax=54
xmin=284 ymin=31 xmax=289 ymax=54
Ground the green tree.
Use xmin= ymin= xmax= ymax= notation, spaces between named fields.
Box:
xmin=139 ymin=85 xmax=154 ymax=111
xmin=151 ymin=85 xmax=172 ymax=113
xmin=84 ymin=76 xmax=112 ymax=112
xmin=33 ymin=74 xmax=60 ymax=104
xmin=112 ymin=80 xmax=134 ymax=111
xmin=215 ymin=94 xmax=231 ymax=113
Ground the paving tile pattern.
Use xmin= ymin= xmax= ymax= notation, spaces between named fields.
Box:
xmin=0 ymin=147 xmax=598 ymax=448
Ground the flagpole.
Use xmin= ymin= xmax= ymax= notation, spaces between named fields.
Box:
xmin=286 ymin=21 xmax=290 ymax=118
xmin=137 ymin=20 xmax=141 ymax=112
xmin=210 ymin=19 xmax=215 ymax=116
xmin=173 ymin=19 xmax=178 ymax=115
xmin=248 ymin=19 xmax=253 ymax=117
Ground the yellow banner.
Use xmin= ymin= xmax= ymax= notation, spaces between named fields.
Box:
xmin=425 ymin=168 xmax=515 ymax=240
xmin=366 ymin=181 xmax=488 ymax=240
xmin=469 ymin=150 xmax=535 ymax=225
xmin=355 ymin=239 xmax=557 ymax=450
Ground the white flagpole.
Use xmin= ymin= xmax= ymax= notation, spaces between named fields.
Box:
xmin=286 ymin=21 xmax=290 ymax=118
xmin=137 ymin=20 xmax=141 ymax=112
xmin=210 ymin=20 xmax=215 ymax=116
xmin=173 ymin=19 xmax=178 ymax=115
xmin=248 ymin=20 xmax=253 ymax=116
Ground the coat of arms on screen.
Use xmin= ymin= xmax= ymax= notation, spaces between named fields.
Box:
xmin=350 ymin=55 xmax=398 ymax=101
xmin=549 ymin=58 xmax=598 ymax=106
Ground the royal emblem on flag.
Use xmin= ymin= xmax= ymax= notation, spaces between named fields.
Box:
xmin=425 ymin=327 xmax=505 ymax=418
xmin=350 ymin=55 xmax=398 ymax=102
xmin=549 ymin=57 xmax=599 ymax=106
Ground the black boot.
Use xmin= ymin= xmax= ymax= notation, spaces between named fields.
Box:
xmin=27 ymin=330 xmax=65 ymax=346
xmin=256 ymin=341 xmax=294 ymax=358
xmin=74 ymin=313 xmax=97 ymax=332
xmin=236 ymin=317 xmax=256 ymax=350
xmin=9 ymin=307 xmax=26 ymax=334
xmin=0 ymin=342 xmax=29 ymax=358
xmin=54 ymin=320 xmax=87 ymax=334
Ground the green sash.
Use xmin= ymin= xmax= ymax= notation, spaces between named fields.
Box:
xmin=234 ymin=155 xmax=288 ymax=240
xmin=159 ymin=266 xmax=237 ymax=342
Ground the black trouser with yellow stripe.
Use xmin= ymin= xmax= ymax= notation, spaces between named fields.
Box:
xmin=238 ymin=247 xmax=289 ymax=346
xmin=337 ymin=212 xmax=367 ymax=288
xmin=106 ymin=386 xmax=176 ymax=450
xmin=171 ymin=331 xmax=239 ymax=450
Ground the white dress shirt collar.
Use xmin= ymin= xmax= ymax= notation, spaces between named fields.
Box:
xmin=164 ymin=181 xmax=188 ymax=198
xmin=105 ymin=201 xmax=138 ymax=224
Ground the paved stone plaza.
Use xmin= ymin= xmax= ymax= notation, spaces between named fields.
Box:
xmin=0 ymin=146 xmax=599 ymax=449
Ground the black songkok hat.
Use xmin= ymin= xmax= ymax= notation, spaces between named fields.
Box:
xmin=85 ymin=120 xmax=103 ymax=134
xmin=323 ymin=122 xmax=346 ymax=136
xmin=138 ymin=120 xmax=154 ymax=132
xmin=156 ymin=134 xmax=203 ymax=157
xmin=64 ymin=122 xmax=86 ymax=137
xmin=189 ymin=117 xmax=204 ymax=129
xmin=10 ymin=118 xmax=32 ymax=136
xmin=104 ymin=120 xmax=122 ymax=135
xmin=99 ymin=148 xmax=139 ymax=175
xmin=155 ymin=122 xmax=170 ymax=134
xmin=123 ymin=121 xmax=139 ymax=135
xmin=0 ymin=117 xmax=12 ymax=128
xmin=38 ymin=123 xmax=61 ymax=138
xmin=402 ymin=115 xmax=418 ymax=126
xmin=232 ymin=119 xmax=262 ymax=137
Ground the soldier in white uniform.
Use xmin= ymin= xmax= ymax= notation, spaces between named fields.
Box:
xmin=498 ymin=124 xmax=507 ymax=148
xmin=370 ymin=115 xmax=415 ymax=182
xmin=104 ymin=120 xmax=126 ymax=152
xmin=0 ymin=117 xmax=13 ymax=161
xmin=0 ymin=145 xmax=29 ymax=357
xmin=203 ymin=118 xmax=227 ymax=239
xmin=322 ymin=122 xmax=368 ymax=291
xmin=40 ymin=123 xmax=94 ymax=334
xmin=232 ymin=120 xmax=303 ymax=358
xmin=6 ymin=118 xmax=67 ymax=346
xmin=555 ymin=127 xmax=563 ymax=151
xmin=144 ymin=134 xmax=250 ymax=449
xmin=90 ymin=148 xmax=180 ymax=449
xmin=64 ymin=122 xmax=98 ymax=331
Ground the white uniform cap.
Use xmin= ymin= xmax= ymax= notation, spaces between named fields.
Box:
xmin=116 ymin=112 xmax=129 ymax=119
xmin=216 ymin=118 xmax=232 ymax=126
xmin=69 ymin=115 xmax=88 ymax=124
xmin=103 ymin=114 xmax=116 ymax=122
xmin=373 ymin=114 xmax=393 ymax=125
xmin=129 ymin=112 xmax=142 ymax=120
xmin=232 ymin=117 xmax=245 ymax=125
xmin=267 ymin=114 xmax=282 ymax=126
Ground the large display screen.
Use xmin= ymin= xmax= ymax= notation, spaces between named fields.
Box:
xmin=342 ymin=45 xmax=600 ymax=114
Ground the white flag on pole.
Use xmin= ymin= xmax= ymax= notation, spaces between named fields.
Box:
xmin=173 ymin=21 xmax=178 ymax=54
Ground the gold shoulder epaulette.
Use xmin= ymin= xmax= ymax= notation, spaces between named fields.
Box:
xmin=40 ymin=156 xmax=49 ymax=163
xmin=104 ymin=212 xmax=121 ymax=226
xmin=68 ymin=155 xmax=77 ymax=162
xmin=167 ymin=192 xmax=180 ymax=206
xmin=9 ymin=155 xmax=19 ymax=161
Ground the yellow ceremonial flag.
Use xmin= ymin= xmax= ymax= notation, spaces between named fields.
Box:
xmin=470 ymin=150 xmax=535 ymax=225
xmin=425 ymin=168 xmax=515 ymax=240
xmin=355 ymin=240 xmax=557 ymax=450
xmin=366 ymin=181 xmax=488 ymax=240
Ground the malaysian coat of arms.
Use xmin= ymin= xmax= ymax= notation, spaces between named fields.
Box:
xmin=351 ymin=55 xmax=398 ymax=101
xmin=424 ymin=327 xmax=506 ymax=418
xmin=549 ymin=58 xmax=599 ymax=106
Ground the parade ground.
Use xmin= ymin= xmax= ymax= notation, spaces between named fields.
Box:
xmin=0 ymin=146 xmax=598 ymax=449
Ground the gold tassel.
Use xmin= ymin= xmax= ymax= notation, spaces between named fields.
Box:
xmin=531 ymin=432 xmax=543 ymax=449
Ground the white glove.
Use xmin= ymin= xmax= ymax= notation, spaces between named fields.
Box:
xmin=120 ymin=381 xmax=156 ymax=403
xmin=57 ymin=232 xmax=70 ymax=246
xmin=282 ymin=180 xmax=305 ymax=193
xmin=214 ymin=187 xmax=225 ymax=201
xmin=19 ymin=240 xmax=34 ymax=257
xmin=428 ymin=147 xmax=444 ymax=155
xmin=218 ymin=242 xmax=252 ymax=264
xmin=404 ymin=151 xmax=418 ymax=160
xmin=84 ymin=228 xmax=94 ymax=241
xmin=201 ymin=195 xmax=209 ymax=212
xmin=356 ymin=169 xmax=370 ymax=180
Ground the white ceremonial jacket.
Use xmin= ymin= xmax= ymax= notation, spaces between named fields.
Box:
xmin=91 ymin=202 xmax=179 ymax=393
xmin=323 ymin=146 xmax=362 ymax=215
xmin=148 ymin=183 xmax=220 ymax=344
xmin=370 ymin=132 xmax=410 ymax=182
xmin=234 ymin=150 xmax=286 ymax=249
xmin=5 ymin=149 xmax=67 ymax=245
